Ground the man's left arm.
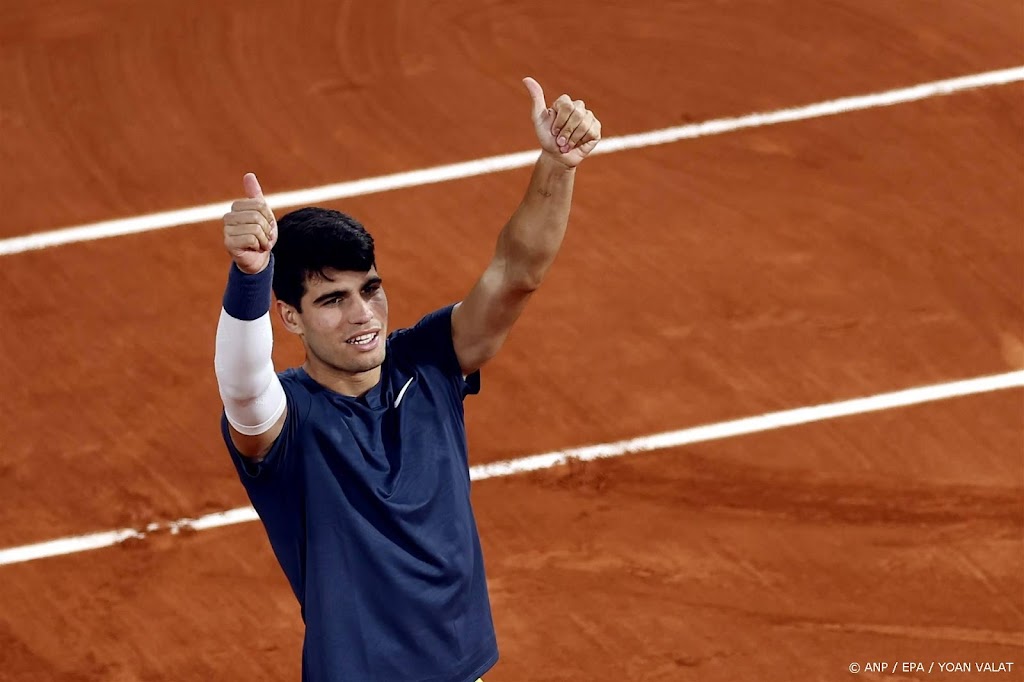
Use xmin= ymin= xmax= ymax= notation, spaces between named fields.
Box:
xmin=452 ymin=77 xmax=602 ymax=375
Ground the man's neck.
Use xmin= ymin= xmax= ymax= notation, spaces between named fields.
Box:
xmin=303 ymin=359 xmax=382 ymax=397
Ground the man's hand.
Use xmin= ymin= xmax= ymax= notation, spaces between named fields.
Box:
xmin=223 ymin=173 xmax=278 ymax=274
xmin=523 ymin=77 xmax=602 ymax=168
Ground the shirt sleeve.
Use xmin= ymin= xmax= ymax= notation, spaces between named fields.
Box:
xmin=221 ymin=371 xmax=303 ymax=481
xmin=389 ymin=304 xmax=480 ymax=398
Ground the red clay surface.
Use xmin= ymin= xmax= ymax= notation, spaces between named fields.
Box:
xmin=1 ymin=1 xmax=1022 ymax=680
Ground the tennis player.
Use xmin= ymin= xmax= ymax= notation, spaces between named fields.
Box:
xmin=214 ymin=76 xmax=601 ymax=681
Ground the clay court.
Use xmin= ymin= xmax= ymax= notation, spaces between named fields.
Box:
xmin=1 ymin=1 xmax=1022 ymax=680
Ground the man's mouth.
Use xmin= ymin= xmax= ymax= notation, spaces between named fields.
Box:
xmin=346 ymin=331 xmax=380 ymax=346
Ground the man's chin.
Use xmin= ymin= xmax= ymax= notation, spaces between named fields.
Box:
xmin=345 ymin=348 xmax=385 ymax=373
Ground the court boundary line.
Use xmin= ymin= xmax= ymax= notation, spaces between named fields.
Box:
xmin=1 ymin=65 xmax=1021 ymax=257
xmin=1 ymin=370 xmax=1021 ymax=567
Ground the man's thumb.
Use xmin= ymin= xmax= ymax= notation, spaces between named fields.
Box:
xmin=522 ymin=77 xmax=547 ymax=119
xmin=243 ymin=172 xmax=264 ymax=200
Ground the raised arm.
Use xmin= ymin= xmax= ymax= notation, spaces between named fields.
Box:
xmin=452 ymin=77 xmax=602 ymax=375
xmin=214 ymin=173 xmax=288 ymax=459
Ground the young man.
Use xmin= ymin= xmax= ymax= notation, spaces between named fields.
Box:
xmin=214 ymin=77 xmax=601 ymax=681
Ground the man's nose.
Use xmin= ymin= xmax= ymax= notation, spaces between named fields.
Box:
xmin=349 ymin=297 xmax=373 ymax=325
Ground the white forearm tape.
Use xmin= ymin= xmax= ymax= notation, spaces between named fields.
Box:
xmin=214 ymin=309 xmax=287 ymax=436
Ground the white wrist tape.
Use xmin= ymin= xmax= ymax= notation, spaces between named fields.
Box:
xmin=214 ymin=309 xmax=287 ymax=436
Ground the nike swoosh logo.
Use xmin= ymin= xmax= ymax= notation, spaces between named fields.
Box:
xmin=394 ymin=377 xmax=415 ymax=407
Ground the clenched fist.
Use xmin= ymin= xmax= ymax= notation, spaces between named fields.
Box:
xmin=523 ymin=77 xmax=602 ymax=168
xmin=223 ymin=173 xmax=278 ymax=274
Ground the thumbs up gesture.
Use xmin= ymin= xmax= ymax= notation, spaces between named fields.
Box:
xmin=223 ymin=173 xmax=278 ymax=274
xmin=522 ymin=77 xmax=602 ymax=168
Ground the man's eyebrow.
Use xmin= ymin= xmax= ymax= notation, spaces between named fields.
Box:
xmin=311 ymin=278 xmax=382 ymax=305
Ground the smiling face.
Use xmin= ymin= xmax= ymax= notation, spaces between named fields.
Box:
xmin=277 ymin=266 xmax=389 ymax=386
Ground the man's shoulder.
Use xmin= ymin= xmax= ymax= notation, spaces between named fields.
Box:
xmin=274 ymin=367 xmax=317 ymax=414
xmin=387 ymin=305 xmax=456 ymax=354
xmin=386 ymin=305 xmax=479 ymax=398
xmin=277 ymin=366 xmax=305 ymax=384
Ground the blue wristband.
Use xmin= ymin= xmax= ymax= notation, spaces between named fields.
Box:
xmin=223 ymin=255 xmax=274 ymax=321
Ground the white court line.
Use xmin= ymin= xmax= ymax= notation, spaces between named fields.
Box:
xmin=1 ymin=370 xmax=1021 ymax=567
xmin=1 ymin=65 xmax=1022 ymax=257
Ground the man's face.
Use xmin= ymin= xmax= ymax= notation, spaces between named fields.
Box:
xmin=282 ymin=266 xmax=389 ymax=374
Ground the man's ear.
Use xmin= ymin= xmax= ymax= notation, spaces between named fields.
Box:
xmin=277 ymin=300 xmax=303 ymax=334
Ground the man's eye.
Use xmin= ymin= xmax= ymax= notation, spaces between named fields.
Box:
xmin=364 ymin=284 xmax=381 ymax=295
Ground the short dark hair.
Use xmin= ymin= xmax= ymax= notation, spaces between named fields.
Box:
xmin=272 ymin=207 xmax=376 ymax=310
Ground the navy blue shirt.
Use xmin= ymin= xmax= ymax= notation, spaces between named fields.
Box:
xmin=222 ymin=305 xmax=498 ymax=682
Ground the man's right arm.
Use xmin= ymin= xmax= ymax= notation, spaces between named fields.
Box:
xmin=214 ymin=173 xmax=288 ymax=460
